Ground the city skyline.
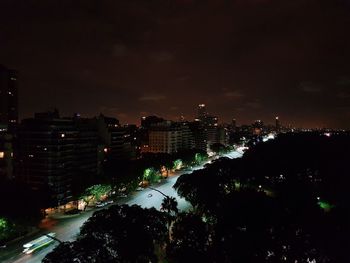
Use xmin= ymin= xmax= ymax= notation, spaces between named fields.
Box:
xmin=1 ymin=0 xmax=350 ymax=128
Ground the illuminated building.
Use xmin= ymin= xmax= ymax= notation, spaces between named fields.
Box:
xmin=147 ymin=120 xmax=196 ymax=154
xmin=0 ymin=65 xmax=18 ymax=132
xmin=148 ymin=121 xmax=182 ymax=154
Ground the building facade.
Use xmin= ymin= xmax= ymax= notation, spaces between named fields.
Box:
xmin=18 ymin=114 xmax=77 ymax=206
xmin=98 ymin=115 xmax=134 ymax=160
xmin=0 ymin=65 xmax=18 ymax=132
xmin=0 ymin=130 xmax=13 ymax=180
xmin=148 ymin=121 xmax=182 ymax=154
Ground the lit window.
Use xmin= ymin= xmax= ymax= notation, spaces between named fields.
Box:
xmin=61 ymin=134 xmax=65 ymax=138
xmin=0 ymin=152 xmax=4 ymax=159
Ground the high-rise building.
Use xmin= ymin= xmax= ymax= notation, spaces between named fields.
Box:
xmin=141 ymin=116 xmax=164 ymax=129
xmin=232 ymin=118 xmax=237 ymax=131
xmin=73 ymin=116 xmax=99 ymax=178
xmin=148 ymin=121 xmax=181 ymax=154
xmin=197 ymin=104 xmax=207 ymax=121
xmin=17 ymin=112 xmax=101 ymax=206
xmin=98 ymin=115 xmax=134 ymax=160
xmin=0 ymin=65 xmax=18 ymax=132
xmin=179 ymin=122 xmax=194 ymax=150
xmin=275 ymin=116 xmax=281 ymax=132
xmin=188 ymin=122 xmax=207 ymax=152
xmin=17 ymin=112 xmax=78 ymax=206
xmin=195 ymin=104 xmax=219 ymax=147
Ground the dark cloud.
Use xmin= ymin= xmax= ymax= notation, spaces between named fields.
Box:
xmin=300 ymin=82 xmax=323 ymax=93
xmin=0 ymin=0 xmax=350 ymax=128
xmin=138 ymin=95 xmax=167 ymax=102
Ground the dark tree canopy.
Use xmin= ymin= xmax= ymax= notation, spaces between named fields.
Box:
xmin=43 ymin=205 xmax=167 ymax=263
xmin=44 ymin=133 xmax=350 ymax=263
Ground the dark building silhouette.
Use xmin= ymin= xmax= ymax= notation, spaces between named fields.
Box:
xmin=195 ymin=104 xmax=220 ymax=148
xmin=72 ymin=115 xmax=99 ymax=179
xmin=197 ymin=104 xmax=207 ymax=121
xmin=140 ymin=115 xmax=164 ymax=129
xmin=0 ymin=65 xmax=18 ymax=132
xmin=18 ymin=112 xmax=77 ymax=206
xmin=189 ymin=121 xmax=207 ymax=152
xmin=17 ymin=111 xmax=99 ymax=207
xmin=98 ymin=114 xmax=134 ymax=160
xmin=232 ymin=118 xmax=237 ymax=131
xmin=275 ymin=116 xmax=281 ymax=132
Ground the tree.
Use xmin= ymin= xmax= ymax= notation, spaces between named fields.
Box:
xmin=167 ymin=213 xmax=210 ymax=263
xmin=161 ymin=196 xmax=179 ymax=216
xmin=143 ymin=168 xmax=161 ymax=184
xmin=209 ymin=143 xmax=226 ymax=154
xmin=43 ymin=205 xmax=167 ymax=263
xmin=156 ymin=193 xmax=178 ymax=244
xmin=79 ymin=184 xmax=111 ymax=210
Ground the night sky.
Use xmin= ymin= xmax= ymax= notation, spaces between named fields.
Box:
xmin=1 ymin=0 xmax=350 ymax=128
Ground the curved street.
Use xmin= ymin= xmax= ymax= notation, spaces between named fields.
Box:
xmin=0 ymin=151 xmax=242 ymax=263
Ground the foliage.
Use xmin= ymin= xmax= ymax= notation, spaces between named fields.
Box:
xmin=209 ymin=143 xmax=231 ymax=155
xmin=43 ymin=205 xmax=167 ymax=263
xmin=172 ymin=159 xmax=183 ymax=170
xmin=0 ymin=217 xmax=10 ymax=242
xmin=161 ymin=196 xmax=179 ymax=216
xmin=174 ymin=133 xmax=350 ymax=262
xmin=167 ymin=213 xmax=210 ymax=263
xmin=143 ymin=168 xmax=161 ymax=184
xmin=0 ymin=217 xmax=27 ymax=246
xmin=80 ymin=184 xmax=112 ymax=209
xmin=44 ymin=133 xmax=350 ymax=262
xmin=194 ymin=152 xmax=208 ymax=165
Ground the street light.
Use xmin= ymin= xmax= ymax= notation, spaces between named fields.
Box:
xmin=148 ymin=187 xmax=169 ymax=198
xmin=44 ymin=233 xmax=63 ymax=244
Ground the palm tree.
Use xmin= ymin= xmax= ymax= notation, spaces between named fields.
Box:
xmin=161 ymin=196 xmax=178 ymax=243
xmin=161 ymin=196 xmax=178 ymax=216
xmin=149 ymin=187 xmax=178 ymax=242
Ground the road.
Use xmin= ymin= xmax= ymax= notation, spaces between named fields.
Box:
xmin=0 ymin=151 xmax=242 ymax=263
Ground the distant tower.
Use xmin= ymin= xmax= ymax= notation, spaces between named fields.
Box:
xmin=197 ymin=104 xmax=207 ymax=121
xmin=275 ymin=116 xmax=280 ymax=132
xmin=232 ymin=118 xmax=237 ymax=131
xmin=0 ymin=65 xmax=18 ymax=132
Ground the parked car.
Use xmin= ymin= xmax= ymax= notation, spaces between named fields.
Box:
xmin=96 ymin=202 xmax=108 ymax=208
